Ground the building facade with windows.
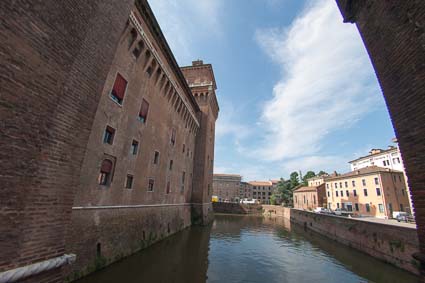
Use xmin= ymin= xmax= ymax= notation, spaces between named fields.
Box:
xmin=212 ymin=174 xmax=242 ymax=203
xmin=348 ymin=144 xmax=413 ymax=214
xmin=249 ymin=181 xmax=274 ymax=204
xmin=239 ymin=181 xmax=251 ymax=200
xmin=293 ymin=184 xmax=326 ymax=210
xmin=67 ymin=1 xmax=219 ymax=279
xmin=325 ymin=166 xmax=410 ymax=218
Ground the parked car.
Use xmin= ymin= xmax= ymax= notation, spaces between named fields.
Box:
xmin=395 ymin=212 xmax=415 ymax=223
xmin=333 ymin=208 xmax=351 ymax=216
xmin=314 ymin=207 xmax=331 ymax=214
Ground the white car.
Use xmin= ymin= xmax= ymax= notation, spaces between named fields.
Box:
xmin=314 ymin=207 xmax=330 ymax=214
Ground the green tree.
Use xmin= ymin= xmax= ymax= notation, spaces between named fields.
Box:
xmin=290 ymin=171 xmax=300 ymax=188
xmin=318 ymin=170 xmax=327 ymax=176
xmin=302 ymin=170 xmax=316 ymax=185
xmin=270 ymin=194 xmax=277 ymax=205
xmin=277 ymin=177 xmax=295 ymax=207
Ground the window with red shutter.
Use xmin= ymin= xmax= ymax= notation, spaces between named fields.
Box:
xmin=110 ymin=73 xmax=128 ymax=104
xmin=138 ymin=99 xmax=149 ymax=123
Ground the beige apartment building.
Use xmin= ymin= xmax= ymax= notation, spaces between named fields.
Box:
xmin=325 ymin=166 xmax=410 ymax=218
xmin=348 ymin=143 xmax=413 ymax=214
xmin=213 ymin=174 xmax=242 ymax=202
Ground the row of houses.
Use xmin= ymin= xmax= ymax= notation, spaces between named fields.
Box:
xmin=293 ymin=143 xmax=412 ymax=218
xmin=212 ymin=174 xmax=279 ymax=204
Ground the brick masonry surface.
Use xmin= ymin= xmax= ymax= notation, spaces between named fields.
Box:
xmin=0 ymin=0 xmax=133 ymax=282
xmin=335 ymin=0 xmax=425 ymax=279
xmin=65 ymin=205 xmax=192 ymax=281
xmin=213 ymin=202 xmax=263 ymax=215
xmin=263 ymin=205 xmax=420 ymax=275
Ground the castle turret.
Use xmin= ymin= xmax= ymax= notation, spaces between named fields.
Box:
xmin=181 ymin=60 xmax=219 ymax=225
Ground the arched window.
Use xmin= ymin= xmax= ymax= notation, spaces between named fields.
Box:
xmin=132 ymin=40 xmax=144 ymax=58
xmin=128 ymin=28 xmax=137 ymax=48
xmin=99 ymin=159 xmax=113 ymax=186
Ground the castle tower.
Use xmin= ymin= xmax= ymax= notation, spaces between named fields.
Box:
xmin=181 ymin=60 xmax=219 ymax=225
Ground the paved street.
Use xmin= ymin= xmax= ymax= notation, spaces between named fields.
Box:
xmin=351 ymin=216 xmax=416 ymax=229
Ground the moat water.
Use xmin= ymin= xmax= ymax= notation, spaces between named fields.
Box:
xmin=76 ymin=214 xmax=418 ymax=283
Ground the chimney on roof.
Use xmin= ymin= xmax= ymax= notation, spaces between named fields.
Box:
xmin=192 ymin=59 xmax=203 ymax=66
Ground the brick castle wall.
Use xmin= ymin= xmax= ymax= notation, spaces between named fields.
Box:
xmin=335 ymin=0 xmax=425 ymax=278
xmin=65 ymin=206 xmax=192 ymax=281
xmin=0 ymin=0 xmax=133 ymax=282
xmin=213 ymin=202 xmax=263 ymax=215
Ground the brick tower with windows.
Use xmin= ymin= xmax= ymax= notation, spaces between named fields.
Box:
xmin=181 ymin=60 xmax=219 ymax=225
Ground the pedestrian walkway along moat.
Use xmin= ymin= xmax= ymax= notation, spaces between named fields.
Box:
xmin=75 ymin=214 xmax=418 ymax=283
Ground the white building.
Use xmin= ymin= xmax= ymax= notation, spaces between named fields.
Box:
xmin=349 ymin=146 xmax=404 ymax=172
xmin=348 ymin=142 xmax=413 ymax=214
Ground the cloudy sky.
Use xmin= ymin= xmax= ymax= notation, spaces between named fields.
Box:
xmin=149 ymin=0 xmax=396 ymax=181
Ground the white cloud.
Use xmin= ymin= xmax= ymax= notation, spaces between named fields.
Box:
xmin=254 ymin=0 xmax=382 ymax=161
xmin=148 ymin=0 xmax=223 ymax=64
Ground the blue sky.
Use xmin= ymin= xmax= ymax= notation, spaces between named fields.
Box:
xmin=149 ymin=0 xmax=396 ymax=181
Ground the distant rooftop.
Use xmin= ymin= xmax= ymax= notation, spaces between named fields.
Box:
xmin=294 ymin=186 xmax=320 ymax=193
xmin=326 ymin=166 xmax=403 ymax=181
xmin=248 ymin=181 xmax=273 ymax=186
xmin=349 ymin=145 xmax=398 ymax=163
xmin=213 ymin=173 xmax=242 ymax=177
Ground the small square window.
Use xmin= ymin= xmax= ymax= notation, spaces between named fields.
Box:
xmin=131 ymin=140 xmax=139 ymax=155
xmin=352 ymin=180 xmax=356 ymax=187
xmin=346 ymin=190 xmax=349 ymax=197
xmin=376 ymin=188 xmax=381 ymax=196
xmin=126 ymin=175 xmax=133 ymax=189
xmin=153 ymin=151 xmax=160 ymax=164
xmin=362 ymin=179 xmax=366 ymax=186
xmin=353 ymin=189 xmax=357 ymax=196
xmin=148 ymin=178 xmax=155 ymax=192
xmin=103 ymin=126 xmax=115 ymax=145
xmin=374 ymin=177 xmax=379 ymax=185
xmin=364 ymin=188 xmax=368 ymax=196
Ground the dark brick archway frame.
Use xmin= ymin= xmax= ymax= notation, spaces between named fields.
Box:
xmin=335 ymin=0 xmax=425 ymax=278
xmin=0 ymin=0 xmax=423 ymax=282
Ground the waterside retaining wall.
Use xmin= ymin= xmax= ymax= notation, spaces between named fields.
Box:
xmin=262 ymin=205 xmax=420 ymax=275
xmin=212 ymin=203 xmax=263 ymax=215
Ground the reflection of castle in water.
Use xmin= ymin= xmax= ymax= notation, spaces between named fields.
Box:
xmin=76 ymin=226 xmax=211 ymax=283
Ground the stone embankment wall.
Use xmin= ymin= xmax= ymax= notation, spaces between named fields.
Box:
xmin=262 ymin=205 xmax=420 ymax=275
xmin=212 ymin=202 xmax=262 ymax=215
